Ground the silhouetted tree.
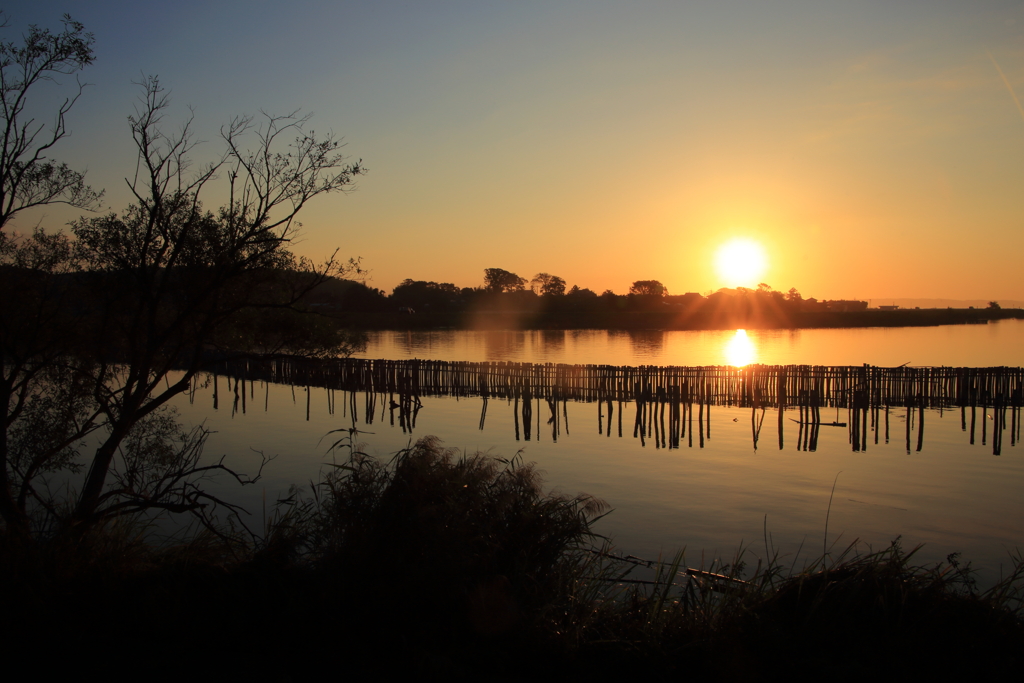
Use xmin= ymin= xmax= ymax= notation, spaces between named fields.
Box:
xmin=566 ymin=285 xmax=597 ymax=298
xmin=484 ymin=268 xmax=526 ymax=293
xmin=0 ymin=12 xmax=102 ymax=232
xmin=600 ymin=289 xmax=623 ymax=310
xmin=392 ymin=279 xmax=460 ymax=310
xmin=1 ymin=67 xmax=365 ymax=538
xmin=629 ymin=280 xmax=668 ymax=296
xmin=303 ymin=277 xmax=385 ymax=312
xmin=555 ymin=285 xmax=598 ymax=313
xmin=530 ymin=272 xmax=566 ymax=297
xmin=988 ymin=301 xmax=1001 ymax=310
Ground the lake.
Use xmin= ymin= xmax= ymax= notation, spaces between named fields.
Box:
xmin=174 ymin=320 xmax=1024 ymax=585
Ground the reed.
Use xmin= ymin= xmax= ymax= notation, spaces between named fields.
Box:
xmin=2 ymin=439 xmax=1021 ymax=678
xmin=550 ymin=537 xmax=1024 ymax=677
xmin=297 ymin=435 xmax=610 ymax=620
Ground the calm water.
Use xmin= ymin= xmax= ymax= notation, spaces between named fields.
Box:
xmin=356 ymin=320 xmax=1024 ymax=367
xmin=175 ymin=321 xmax=1024 ymax=584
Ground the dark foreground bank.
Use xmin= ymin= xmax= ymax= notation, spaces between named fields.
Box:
xmin=3 ymin=438 xmax=1021 ymax=681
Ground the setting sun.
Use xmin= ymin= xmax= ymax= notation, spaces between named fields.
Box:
xmin=714 ymin=238 xmax=767 ymax=289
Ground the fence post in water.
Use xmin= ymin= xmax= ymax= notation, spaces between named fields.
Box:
xmin=905 ymin=404 xmax=912 ymax=454
xmin=861 ymin=389 xmax=868 ymax=450
xmin=195 ymin=359 xmax=1024 ymax=452
xmin=695 ymin=399 xmax=700 ymax=448
xmin=513 ymin=393 xmax=520 ymax=441
xmin=982 ymin=404 xmax=988 ymax=446
xmin=658 ymin=388 xmax=667 ymax=449
xmin=809 ymin=390 xmax=821 ymax=451
xmin=617 ymin=399 xmax=623 ymax=438
xmin=884 ymin=405 xmax=889 ymax=443
xmin=547 ymin=398 xmax=558 ymax=442
xmin=993 ymin=398 xmax=1004 ymax=456
xmin=1011 ymin=401 xmax=1017 ymax=447
xmin=916 ymin=400 xmax=925 ymax=452
xmin=522 ymin=387 xmax=532 ymax=441
xmin=777 ymin=368 xmax=785 ymax=450
xmin=536 ymin=395 xmax=541 ymax=441
xmin=633 ymin=382 xmax=643 ymax=440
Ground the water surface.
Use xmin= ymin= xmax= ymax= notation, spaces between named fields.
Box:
xmin=175 ymin=322 xmax=1024 ymax=585
xmin=357 ymin=320 xmax=1024 ymax=367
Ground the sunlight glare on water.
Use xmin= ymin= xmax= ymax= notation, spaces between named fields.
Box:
xmin=723 ymin=329 xmax=756 ymax=366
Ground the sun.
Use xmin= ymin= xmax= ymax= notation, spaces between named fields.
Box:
xmin=714 ymin=238 xmax=767 ymax=288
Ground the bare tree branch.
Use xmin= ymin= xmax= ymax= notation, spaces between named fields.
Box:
xmin=0 ymin=12 xmax=102 ymax=231
xmin=2 ymin=15 xmax=365 ymax=538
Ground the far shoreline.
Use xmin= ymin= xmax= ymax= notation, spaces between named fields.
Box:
xmin=335 ymin=307 xmax=1024 ymax=332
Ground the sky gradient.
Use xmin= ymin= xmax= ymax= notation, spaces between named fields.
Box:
xmin=8 ymin=1 xmax=1024 ymax=301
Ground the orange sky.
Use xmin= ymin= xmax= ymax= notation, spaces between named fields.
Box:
xmin=9 ymin=1 xmax=1024 ymax=301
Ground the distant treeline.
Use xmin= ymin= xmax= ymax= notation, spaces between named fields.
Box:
xmin=0 ymin=265 xmax=368 ymax=364
xmin=13 ymin=265 xmax=1015 ymax=335
xmin=304 ymin=269 xmax=1021 ymax=330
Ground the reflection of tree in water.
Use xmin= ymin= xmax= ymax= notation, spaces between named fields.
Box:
xmin=393 ymin=330 xmax=457 ymax=358
xmin=484 ymin=330 xmax=527 ymax=361
xmin=537 ymin=330 xmax=566 ymax=357
xmin=617 ymin=330 xmax=665 ymax=359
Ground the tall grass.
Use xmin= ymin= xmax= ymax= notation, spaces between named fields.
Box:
xmin=550 ymin=537 xmax=1024 ymax=677
xmin=281 ymin=436 xmax=609 ymax=636
xmin=2 ymin=436 xmax=1022 ymax=678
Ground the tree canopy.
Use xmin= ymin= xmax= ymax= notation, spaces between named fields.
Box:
xmin=392 ymin=278 xmax=461 ymax=309
xmin=530 ymin=272 xmax=566 ymax=297
xmin=629 ymin=280 xmax=668 ymax=296
xmin=484 ymin=268 xmax=526 ymax=293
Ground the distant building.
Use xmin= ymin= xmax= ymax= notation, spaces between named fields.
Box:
xmin=801 ymin=298 xmax=868 ymax=312
xmin=800 ymin=297 xmax=827 ymax=312
xmin=878 ymin=305 xmax=900 ymax=311
xmin=825 ymin=300 xmax=868 ymax=312
xmin=663 ymin=292 xmax=704 ymax=308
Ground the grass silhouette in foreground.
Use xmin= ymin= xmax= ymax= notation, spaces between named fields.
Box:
xmin=2 ymin=436 xmax=1022 ymax=680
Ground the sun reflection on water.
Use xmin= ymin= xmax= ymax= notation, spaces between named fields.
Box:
xmin=724 ymin=329 xmax=756 ymax=366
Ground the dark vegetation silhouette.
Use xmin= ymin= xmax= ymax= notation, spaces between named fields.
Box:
xmin=484 ymin=266 xmax=527 ymax=293
xmin=1 ymin=14 xmax=1021 ymax=680
xmin=531 ymin=271 xmax=567 ymax=296
xmin=629 ymin=279 xmax=668 ymax=296
xmin=0 ymin=13 xmax=102 ymax=222
xmin=309 ymin=272 xmax=1022 ymax=330
xmin=0 ymin=14 xmax=365 ymax=539
xmin=4 ymin=437 xmax=1021 ymax=678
